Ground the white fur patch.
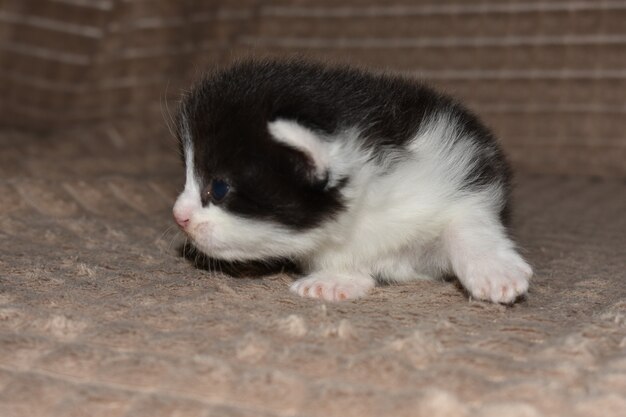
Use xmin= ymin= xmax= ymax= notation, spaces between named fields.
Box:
xmin=173 ymin=112 xmax=202 ymax=222
xmin=187 ymin=205 xmax=324 ymax=261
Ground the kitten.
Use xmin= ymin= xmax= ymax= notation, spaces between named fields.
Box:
xmin=172 ymin=59 xmax=532 ymax=303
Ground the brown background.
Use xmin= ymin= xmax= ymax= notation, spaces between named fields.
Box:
xmin=1 ymin=0 xmax=625 ymax=177
xmin=1 ymin=1 xmax=625 ymax=417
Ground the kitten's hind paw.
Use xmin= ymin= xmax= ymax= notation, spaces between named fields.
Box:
xmin=461 ymin=250 xmax=532 ymax=304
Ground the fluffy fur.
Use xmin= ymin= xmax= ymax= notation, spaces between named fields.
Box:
xmin=172 ymin=59 xmax=532 ymax=303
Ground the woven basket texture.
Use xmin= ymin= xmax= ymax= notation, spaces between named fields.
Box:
xmin=1 ymin=1 xmax=625 ymax=175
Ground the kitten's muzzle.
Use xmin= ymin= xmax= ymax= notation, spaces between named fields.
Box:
xmin=173 ymin=210 xmax=190 ymax=230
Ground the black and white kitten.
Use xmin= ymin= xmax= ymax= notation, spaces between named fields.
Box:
xmin=172 ymin=59 xmax=532 ymax=303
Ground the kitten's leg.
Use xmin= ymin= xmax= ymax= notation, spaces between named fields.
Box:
xmin=290 ymin=271 xmax=375 ymax=301
xmin=443 ymin=213 xmax=532 ymax=304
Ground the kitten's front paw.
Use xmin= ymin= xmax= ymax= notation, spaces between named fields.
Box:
xmin=290 ymin=272 xmax=375 ymax=301
xmin=461 ymin=251 xmax=532 ymax=304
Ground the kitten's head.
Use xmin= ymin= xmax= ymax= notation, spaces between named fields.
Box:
xmin=172 ymin=68 xmax=348 ymax=261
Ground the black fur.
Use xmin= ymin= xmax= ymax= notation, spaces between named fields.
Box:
xmin=176 ymin=58 xmax=511 ymax=229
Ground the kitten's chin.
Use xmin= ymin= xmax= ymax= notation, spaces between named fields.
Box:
xmin=190 ymin=238 xmax=268 ymax=262
xmin=186 ymin=217 xmax=323 ymax=262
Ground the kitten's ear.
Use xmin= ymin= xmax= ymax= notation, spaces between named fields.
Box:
xmin=268 ymin=119 xmax=329 ymax=180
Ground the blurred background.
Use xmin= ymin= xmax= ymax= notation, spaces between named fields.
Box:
xmin=1 ymin=0 xmax=624 ymax=178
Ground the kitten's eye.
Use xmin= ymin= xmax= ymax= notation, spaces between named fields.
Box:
xmin=208 ymin=178 xmax=230 ymax=203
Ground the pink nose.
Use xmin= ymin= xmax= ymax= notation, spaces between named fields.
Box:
xmin=173 ymin=212 xmax=190 ymax=229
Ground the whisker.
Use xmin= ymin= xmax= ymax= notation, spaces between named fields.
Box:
xmin=166 ymin=230 xmax=181 ymax=254
xmin=161 ymin=80 xmax=177 ymax=139
xmin=183 ymin=236 xmax=190 ymax=261
xmin=218 ymin=258 xmax=225 ymax=276
xmin=157 ymin=224 xmax=176 ymax=244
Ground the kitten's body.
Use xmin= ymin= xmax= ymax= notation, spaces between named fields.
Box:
xmin=173 ymin=59 xmax=532 ymax=303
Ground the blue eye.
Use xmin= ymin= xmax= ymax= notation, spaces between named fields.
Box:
xmin=209 ymin=178 xmax=230 ymax=203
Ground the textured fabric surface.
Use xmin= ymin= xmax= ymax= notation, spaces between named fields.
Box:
xmin=1 ymin=0 xmax=626 ymax=177
xmin=1 ymin=124 xmax=625 ymax=417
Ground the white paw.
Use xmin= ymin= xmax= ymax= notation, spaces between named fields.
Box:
xmin=460 ymin=250 xmax=532 ymax=304
xmin=290 ymin=272 xmax=375 ymax=302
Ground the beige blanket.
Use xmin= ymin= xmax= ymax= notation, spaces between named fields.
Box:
xmin=0 ymin=122 xmax=624 ymax=416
